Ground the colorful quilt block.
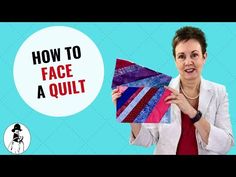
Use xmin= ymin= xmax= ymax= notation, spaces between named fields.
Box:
xmin=112 ymin=59 xmax=172 ymax=123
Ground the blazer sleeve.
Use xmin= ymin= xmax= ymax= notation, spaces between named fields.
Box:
xmin=129 ymin=123 xmax=159 ymax=147
xmin=202 ymin=86 xmax=234 ymax=154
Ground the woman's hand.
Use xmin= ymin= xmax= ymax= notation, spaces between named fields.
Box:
xmin=111 ymin=88 xmax=121 ymax=106
xmin=164 ymin=86 xmax=197 ymax=118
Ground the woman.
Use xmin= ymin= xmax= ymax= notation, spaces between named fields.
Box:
xmin=111 ymin=26 xmax=234 ymax=155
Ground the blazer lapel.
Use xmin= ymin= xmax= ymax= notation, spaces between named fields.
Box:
xmin=198 ymin=78 xmax=213 ymax=116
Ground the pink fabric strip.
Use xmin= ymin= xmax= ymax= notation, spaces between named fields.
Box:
xmin=117 ymin=86 xmax=128 ymax=93
xmin=145 ymin=89 xmax=172 ymax=123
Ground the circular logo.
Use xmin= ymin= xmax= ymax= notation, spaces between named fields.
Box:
xmin=14 ymin=26 xmax=104 ymax=117
xmin=4 ymin=123 xmax=31 ymax=154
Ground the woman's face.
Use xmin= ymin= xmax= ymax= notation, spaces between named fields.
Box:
xmin=175 ymin=39 xmax=207 ymax=81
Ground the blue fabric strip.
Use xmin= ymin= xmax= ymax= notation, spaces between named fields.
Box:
xmin=117 ymin=87 xmax=139 ymax=110
xmin=160 ymin=107 xmax=171 ymax=123
xmin=134 ymin=87 xmax=165 ymax=123
xmin=117 ymin=87 xmax=150 ymax=122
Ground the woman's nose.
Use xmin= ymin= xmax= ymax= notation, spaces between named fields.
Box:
xmin=184 ymin=57 xmax=193 ymax=65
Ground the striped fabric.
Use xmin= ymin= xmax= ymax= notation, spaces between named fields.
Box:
xmin=112 ymin=59 xmax=172 ymax=123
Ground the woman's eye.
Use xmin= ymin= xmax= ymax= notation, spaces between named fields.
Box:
xmin=192 ymin=53 xmax=198 ymax=58
xmin=178 ymin=55 xmax=184 ymax=59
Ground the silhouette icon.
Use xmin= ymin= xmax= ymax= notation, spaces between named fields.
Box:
xmin=8 ymin=123 xmax=25 ymax=154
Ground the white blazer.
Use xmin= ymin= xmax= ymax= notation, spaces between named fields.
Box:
xmin=130 ymin=76 xmax=234 ymax=154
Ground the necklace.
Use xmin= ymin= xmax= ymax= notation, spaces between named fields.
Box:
xmin=180 ymin=85 xmax=200 ymax=100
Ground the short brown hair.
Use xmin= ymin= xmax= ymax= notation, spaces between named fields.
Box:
xmin=172 ymin=26 xmax=207 ymax=57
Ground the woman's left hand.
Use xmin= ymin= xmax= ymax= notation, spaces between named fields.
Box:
xmin=164 ymin=86 xmax=197 ymax=117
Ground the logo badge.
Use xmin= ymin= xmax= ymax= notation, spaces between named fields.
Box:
xmin=4 ymin=123 xmax=31 ymax=154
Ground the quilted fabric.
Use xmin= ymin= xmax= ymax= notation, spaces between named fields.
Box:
xmin=111 ymin=59 xmax=172 ymax=123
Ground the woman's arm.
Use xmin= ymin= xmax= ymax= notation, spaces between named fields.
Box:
xmin=165 ymin=85 xmax=234 ymax=154
xmin=202 ymin=87 xmax=234 ymax=153
xmin=188 ymin=108 xmax=211 ymax=144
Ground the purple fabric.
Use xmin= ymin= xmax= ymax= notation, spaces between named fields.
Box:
xmin=111 ymin=58 xmax=172 ymax=123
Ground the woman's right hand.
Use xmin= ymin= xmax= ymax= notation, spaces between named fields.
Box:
xmin=111 ymin=88 xmax=121 ymax=106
